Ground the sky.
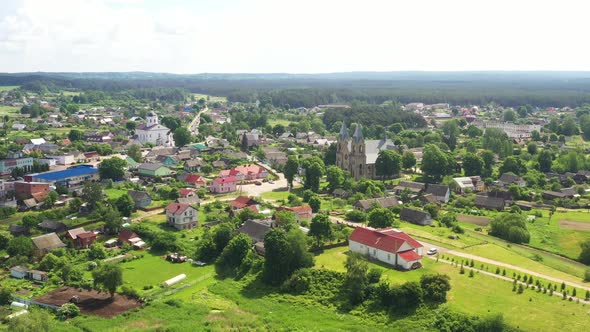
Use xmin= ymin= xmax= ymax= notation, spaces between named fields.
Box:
xmin=0 ymin=0 xmax=589 ymax=73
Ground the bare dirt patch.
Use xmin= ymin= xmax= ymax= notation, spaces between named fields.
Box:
xmin=559 ymin=220 xmax=590 ymax=231
xmin=457 ymin=214 xmax=491 ymax=226
xmin=34 ymin=287 xmax=141 ymax=318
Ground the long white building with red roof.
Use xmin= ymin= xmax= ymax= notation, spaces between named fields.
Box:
xmin=349 ymin=227 xmax=423 ymax=270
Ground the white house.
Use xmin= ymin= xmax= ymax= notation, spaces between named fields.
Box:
xmin=135 ymin=112 xmax=174 ymax=147
xmin=348 ymin=227 xmax=423 ymax=270
xmin=165 ymin=202 xmax=198 ymax=230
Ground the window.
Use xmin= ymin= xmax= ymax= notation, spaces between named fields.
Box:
xmin=387 ymin=254 xmax=390 ymax=260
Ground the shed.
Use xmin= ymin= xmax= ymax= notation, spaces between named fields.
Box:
xmin=162 ymin=274 xmax=186 ymax=287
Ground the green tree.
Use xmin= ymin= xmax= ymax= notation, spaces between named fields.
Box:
xmin=8 ymin=308 xmax=52 ymax=332
xmin=215 ymin=233 xmax=251 ymax=277
xmin=421 ymin=144 xmax=454 ymax=183
xmin=302 ymin=157 xmax=325 ymax=193
xmin=402 ymin=150 xmax=416 ymax=171
xmin=367 ymin=208 xmax=397 ymax=228
xmin=345 ymin=252 xmax=369 ymax=305
xmin=126 ymin=144 xmax=142 ymax=163
xmin=537 ymin=150 xmax=553 ymax=173
xmin=7 ymin=236 xmax=34 ymax=257
xmin=579 ymin=239 xmax=590 ymax=265
xmin=420 ymin=273 xmax=451 ymax=303
xmin=325 ymin=165 xmax=345 ymax=192
xmin=527 ymin=142 xmax=538 ymax=155
xmin=103 ymin=206 xmax=122 ymax=234
xmin=489 ymin=213 xmax=530 ymax=244
xmin=0 ymin=287 xmax=12 ymax=305
xmin=92 ymin=264 xmax=123 ymax=298
xmin=503 ymin=110 xmax=516 ymax=122
xmin=499 ymin=156 xmax=527 ymax=176
xmin=274 ymin=210 xmax=298 ymax=231
xmin=88 ymin=244 xmax=107 ymax=260
xmin=44 ymin=190 xmax=59 ymax=208
xmin=375 ymin=150 xmax=401 ymax=180
xmin=173 ymin=127 xmax=192 ymax=147
xmin=284 ymin=156 xmax=299 ymax=188
xmin=68 ymin=129 xmax=84 ymax=141
xmin=21 ymin=214 xmax=41 ymax=229
xmin=263 ymin=228 xmax=313 ymax=286
xmin=466 ymin=125 xmax=483 ymax=138
xmin=462 ymin=153 xmax=484 ymax=176
xmin=580 ymin=114 xmax=590 ymax=140
xmin=213 ymin=223 xmax=234 ymax=254
xmin=81 ymin=181 xmax=104 ymax=211
xmin=308 ymin=214 xmax=333 ymax=247
xmin=114 ymin=194 xmax=135 ymax=217
xmin=308 ymin=196 xmax=321 ymax=213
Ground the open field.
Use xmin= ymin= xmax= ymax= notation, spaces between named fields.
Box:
xmin=192 ymin=93 xmax=227 ymax=103
xmin=315 ymin=246 xmax=590 ymax=332
xmin=559 ymin=219 xmax=590 ymax=231
xmin=457 ymin=214 xmax=490 ymax=226
xmin=0 ymin=105 xmax=21 ymax=118
xmin=34 ymin=287 xmax=141 ymax=318
xmin=0 ymin=85 xmax=19 ymax=91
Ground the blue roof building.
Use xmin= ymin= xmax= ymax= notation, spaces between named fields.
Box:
xmin=26 ymin=166 xmax=100 ymax=189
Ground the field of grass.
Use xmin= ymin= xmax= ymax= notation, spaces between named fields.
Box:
xmin=193 ymin=93 xmax=227 ymax=103
xmin=267 ymin=118 xmax=292 ymax=127
xmin=0 ymin=105 xmax=20 ymax=118
xmin=0 ymin=85 xmax=19 ymax=91
xmin=259 ymin=190 xmax=291 ymax=201
xmin=104 ymin=188 xmax=128 ymax=200
xmin=315 ymin=246 xmax=590 ymax=331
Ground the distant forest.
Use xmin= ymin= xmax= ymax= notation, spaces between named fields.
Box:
xmin=3 ymin=71 xmax=590 ymax=107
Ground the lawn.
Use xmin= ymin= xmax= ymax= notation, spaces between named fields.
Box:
xmin=260 ymin=190 xmax=291 ymax=201
xmin=314 ymin=246 xmax=590 ymax=332
xmin=193 ymin=93 xmax=227 ymax=103
xmin=119 ymin=252 xmax=214 ymax=295
xmin=0 ymin=105 xmax=21 ymax=118
xmin=104 ymin=188 xmax=128 ymax=199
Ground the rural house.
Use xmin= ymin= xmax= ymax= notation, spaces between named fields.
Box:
xmin=210 ymin=177 xmax=237 ymax=194
xmin=128 ymin=190 xmax=153 ymax=209
xmin=498 ymin=173 xmax=526 ymax=187
xmin=400 ymin=207 xmax=433 ymax=226
xmin=474 ymin=195 xmax=506 ymax=211
xmin=65 ymin=227 xmax=97 ymax=249
xmin=424 ymin=184 xmax=450 ymax=203
xmin=137 ymin=163 xmax=172 ymax=177
xmin=165 ymin=202 xmax=198 ymax=230
xmin=349 ymin=227 xmax=424 ymax=270
xmin=276 ymin=205 xmax=313 ymax=221
xmin=354 ymin=196 xmax=400 ymax=212
xmin=31 ymin=233 xmax=66 ymax=255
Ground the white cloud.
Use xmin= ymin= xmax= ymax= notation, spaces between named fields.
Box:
xmin=0 ymin=0 xmax=589 ymax=73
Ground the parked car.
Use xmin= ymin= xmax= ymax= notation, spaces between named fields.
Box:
xmin=427 ymin=248 xmax=438 ymax=255
xmin=254 ymin=181 xmax=262 ymax=186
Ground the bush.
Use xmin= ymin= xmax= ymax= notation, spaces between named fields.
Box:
xmin=57 ymin=303 xmax=80 ymax=320
xmin=420 ymin=274 xmax=451 ymax=303
xmin=120 ymin=285 xmax=139 ymax=298
xmin=367 ymin=268 xmax=383 ymax=284
xmin=585 ymin=269 xmax=590 ymax=282
xmin=281 ymin=268 xmax=312 ymax=294
xmin=164 ymin=299 xmax=183 ymax=307
xmin=345 ymin=210 xmax=366 ymax=222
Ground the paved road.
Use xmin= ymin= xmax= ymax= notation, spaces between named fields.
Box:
xmin=239 ymin=162 xmax=289 ymax=198
xmin=189 ymin=107 xmax=208 ymax=136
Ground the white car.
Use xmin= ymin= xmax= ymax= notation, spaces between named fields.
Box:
xmin=427 ymin=248 xmax=438 ymax=255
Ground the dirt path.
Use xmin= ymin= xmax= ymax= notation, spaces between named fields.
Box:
xmin=427 ymin=256 xmax=590 ymax=304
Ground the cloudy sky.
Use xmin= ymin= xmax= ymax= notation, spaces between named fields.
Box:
xmin=0 ymin=0 xmax=589 ymax=73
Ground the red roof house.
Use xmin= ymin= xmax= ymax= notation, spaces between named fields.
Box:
xmin=230 ymin=196 xmax=258 ymax=210
xmin=348 ymin=227 xmax=423 ymax=270
xmin=65 ymin=227 xmax=97 ymax=249
xmin=165 ymin=202 xmax=198 ymax=230
xmin=276 ymin=205 xmax=313 ymax=221
xmin=180 ymin=174 xmax=206 ymax=187
xmin=210 ymin=176 xmax=237 ymax=194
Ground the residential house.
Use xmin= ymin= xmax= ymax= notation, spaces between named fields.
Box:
xmin=453 ymin=176 xmax=485 ymax=194
xmin=184 ymin=159 xmax=205 ymax=172
xmin=9 ymin=224 xmax=28 ymax=237
xmin=394 ymin=181 xmax=426 ymax=195
xmin=155 ymin=155 xmax=179 ymax=166
xmin=498 ymin=173 xmax=526 ymax=187
xmin=276 ymin=205 xmax=313 ymax=221
xmin=542 ymin=191 xmax=568 ymax=200
xmin=118 ymin=229 xmax=146 ymax=249
xmin=241 ymin=131 xmax=261 ymax=150
xmin=138 ymin=163 xmax=172 ymax=177
xmin=210 ymin=177 xmax=237 ymax=194
xmin=31 ymin=233 xmax=66 ymax=255
xmin=230 ymin=196 xmax=259 ymax=212
xmin=10 ymin=266 xmax=48 ymax=282
xmin=474 ymin=195 xmax=506 ymax=211
xmin=349 ymin=227 xmax=424 ymax=270
xmin=424 ymin=184 xmax=450 ymax=204
xmin=212 ymin=160 xmax=228 ymax=169
xmin=178 ymin=173 xmax=206 ymax=187
xmin=400 ymin=207 xmax=433 ymax=226
xmin=332 ymin=188 xmax=350 ymax=199
xmin=165 ymin=202 xmax=198 ymax=230
xmin=176 ymin=196 xmax=201 ymax=207
xmin=127 ymin=190 xmax=152 ymax=209
xmin=354 ymin=196 xmax=400 ymax=212
xmin=65 ymin=227 xmax=96 ymax=249
xmin=220 ymin=164 xmax=268 ymax=181
xmin=38 ymin=220 xmax=67 ymax=233
xmin=238 ymin=219 xmax=276 ymax=251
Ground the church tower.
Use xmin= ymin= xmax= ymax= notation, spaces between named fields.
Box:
xmin=335 ymin=122 xmax=350 ymax=171
xmin=146 ymin=111 xmax=159 ymax=127
xmin=350 ymin=124 xmax=366 ymax=180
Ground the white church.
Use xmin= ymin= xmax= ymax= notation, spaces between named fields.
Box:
xmin=135 ymin=112 xmax=175 ymax=147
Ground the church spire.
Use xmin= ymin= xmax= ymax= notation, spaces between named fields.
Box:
xmin=339 ymin=121 xmax=349 ymax=140
xmin=352 ymin=124 xmax=364 ymax=143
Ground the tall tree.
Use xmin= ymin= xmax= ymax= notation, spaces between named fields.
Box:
xmin=537 ymin=150 xmax=553 ymax=173
xmin=99 ymin=157 xmax=127 ymax=181
xmin=284 ymin=156 xmax=299 ymax=189
xmin=367 ymin=208 xmax=397 ymax=228
xmin=402 ymin=150 xmax=416 ymax=171
xmin=173 ymin=127 xmax=192 ymax=147
xmin=81 ymin=182 xmax=104 ymax=211
xmin=103 ymin=206 xmax=122 ymax=234
xmin=499 ymin=156 xmax=527 ymax=176
xmin=421 ymin=144 xmax=454 ymax=182
xmin=325 ymin=166 xmax=344 ymax=192
xmin=375 ymin=150 xmax=402 ymax=180
xmin=302 ymin=157 xmax=325 ymax=193
xmin=462 ymin=153 xmax=484 ymax=176
xmin=126 ymin=144 xmax=142 ymax=163
xmin=92 ymin=264 xmax=123 ymax=298
xmin=114 ymin=194 xmax=135 ymax=217
xmin=215 ymin=233 xmax=251 ymax=277
xmin=308 ymin=214 xmax=333 ymax=248
xmin=345 ymin=252 xmax=369 ymax=305
xmin=263 ymin=228 xmax=313 ymax=286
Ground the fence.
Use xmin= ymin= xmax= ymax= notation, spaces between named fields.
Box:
xmin=12 ymin=296 xmax=60 ymax=311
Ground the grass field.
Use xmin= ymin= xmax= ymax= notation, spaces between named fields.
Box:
xmin=315 ymin=246 xmax=590 ymax=331
xmin=259 ymin=190 xmax=291 ymax=201
xmin=193 ymin=93 xmax=227 ymax=103
xmin=267 ymin=118 xmax=292 ymax=127
xmin=0 ymin=105 xmax=21 ymax=118
xmin=0 ymin=85 xmax=19 ymax=91
xmin=104 ymin=188 xmax=128 ymax=200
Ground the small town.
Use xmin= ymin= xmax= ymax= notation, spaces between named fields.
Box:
xmin=1 ymin=1 xmax=590 ymax=331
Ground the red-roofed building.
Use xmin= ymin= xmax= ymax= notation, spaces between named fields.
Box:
xmin=210 ymin=177 xmax=237 ymax=194
xmin=349 ymin=227 xmax=423 ymax=270
xmin=276 ymin=205 xmax=313 ymax=221
xmin=179 ymin=188 xmax=196 ymax=198
xmin=230 ymin=196 xmax=258 ymax=210
xmin=220 ymin=164 xmax=268 ymax=181
xmin=179 ymin=173 xmax=206 ymax=187
xmin=165 ymin=202 xmax=198 ymax=230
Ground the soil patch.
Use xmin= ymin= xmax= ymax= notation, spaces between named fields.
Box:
xmin=33 ymin=287 xmax=141 ymax=318
xmin=457 ymin=214 xmax=491 ymax=226
xmin=559 ymin=220 xmax=590 ymax=231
